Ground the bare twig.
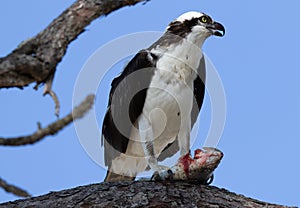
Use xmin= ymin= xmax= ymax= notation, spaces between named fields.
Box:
xmin=44 ymin=87 xmax=60 ymax=117
xmin=0 ymin=94 xmax=95 ymax=146
xmin=0 ymin=177 xmax=31 ymax=198
xmin=42 ymin=74 xmax=60 ymax=117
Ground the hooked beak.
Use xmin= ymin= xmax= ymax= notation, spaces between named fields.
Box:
xmin=207 ymin=21 xmax=225 ymax=37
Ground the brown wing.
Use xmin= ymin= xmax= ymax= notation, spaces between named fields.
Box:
xmin=102 ymin=50 xmax=158 ymax=167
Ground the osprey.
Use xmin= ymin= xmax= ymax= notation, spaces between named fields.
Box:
xmin=102 ymin=11 xmax=225 ymax=181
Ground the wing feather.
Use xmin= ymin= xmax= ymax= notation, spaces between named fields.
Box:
xmin=191 ymin=55 xmax=206 ymax=126
xmin=102 ymin=50 xmax=157 ymax=167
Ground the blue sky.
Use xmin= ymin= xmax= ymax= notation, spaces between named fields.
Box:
xmin=1 ymin=0 xmax=300 ymax=206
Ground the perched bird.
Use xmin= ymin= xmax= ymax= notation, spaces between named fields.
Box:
xmin=102 ymin=11 xmax=225 ymax=181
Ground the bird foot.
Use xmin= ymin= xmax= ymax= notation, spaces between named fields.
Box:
xmin=151 ymin=167 xmax=174 ymax=181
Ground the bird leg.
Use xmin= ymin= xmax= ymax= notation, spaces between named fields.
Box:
xmin=138 ymin=114 xmax=173 ymax=178
xmin=178 ymin=117 xmax=191 ymax=156
xmin=151 ymin=118 xmax=192 ymax=180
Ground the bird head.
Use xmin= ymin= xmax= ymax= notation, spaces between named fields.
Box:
xmin=167 ymin=11 xmax=225 ymax=46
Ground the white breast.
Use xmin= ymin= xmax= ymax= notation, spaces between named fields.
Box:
xmin=142 ymin=40 xmax=203 ymax=140
xmin=152 ymin=38 xmax=203 ymax=83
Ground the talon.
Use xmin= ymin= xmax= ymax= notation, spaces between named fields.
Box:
xmin=151 ymin=171 xmax=161 ymax=181
xmin=151 ymin=168 xmax=173 ymax=181
xmin=167 ymin=169 xmax=174 ymax=180
xmin=204 ymin=174 xmax=214 ymax=185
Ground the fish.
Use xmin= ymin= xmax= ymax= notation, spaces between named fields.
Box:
xmin=152 ymin=147 xmax=223 ymax=184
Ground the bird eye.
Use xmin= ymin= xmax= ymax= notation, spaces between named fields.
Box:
xmin=200 ymin=16 xmax=208 ymax=23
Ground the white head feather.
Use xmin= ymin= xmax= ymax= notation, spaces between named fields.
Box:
xmin=175 ymin=11 xmax=204 ymax=22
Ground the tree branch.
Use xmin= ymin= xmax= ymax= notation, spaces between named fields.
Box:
xmin=0 ymin=181 xmax=295 ymax=208
xmin=0 ymin=94 xmax=95 ymax=146
xmin=0 ymin=178 xmax=31 ymax=198
xmin=0 ymin=0 xmax=147 ymax=90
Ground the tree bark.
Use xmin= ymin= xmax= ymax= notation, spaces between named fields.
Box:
xmin=0 ymin=181 xmax=295 ymax=208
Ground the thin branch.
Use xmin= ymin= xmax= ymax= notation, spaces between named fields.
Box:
xmin=44 ymin=85 xmax=60 ymax=117
xmin=0 ymin=0 xmax=147 ymax=90
xmin=0 ymin=94 xmax=95 ymax=146
xmin=0 ymin=177 xmax=31 ymax=198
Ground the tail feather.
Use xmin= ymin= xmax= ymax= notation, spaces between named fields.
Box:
xmin=104 ymin=170 xmax=135 ymax=182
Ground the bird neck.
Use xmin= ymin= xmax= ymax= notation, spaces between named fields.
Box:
xmin=185 ymin=32 xmax=209 ymax=48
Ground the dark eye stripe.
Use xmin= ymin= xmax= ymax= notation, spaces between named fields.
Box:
xmin=166 ymin=14 xmax=213 ymax=38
